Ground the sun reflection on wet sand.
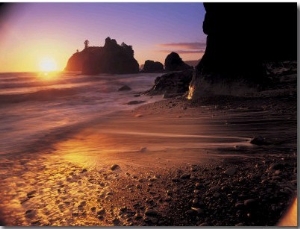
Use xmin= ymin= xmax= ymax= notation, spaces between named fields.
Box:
xmin=0 ymin=99 xmax=296 ymax=226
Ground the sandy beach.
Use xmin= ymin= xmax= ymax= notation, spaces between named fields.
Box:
xmin=0 ymin=73 xmax=297 ymax=226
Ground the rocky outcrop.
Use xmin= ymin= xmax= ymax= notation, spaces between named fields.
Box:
xmin=142 ymin=60 xmax=164 ymax=73
xmin=189 ymin=3 xmax=297 ymax=99
xmin=65 ymin=37 xmax=139 ymax=75
xmin=145 ymin=70 xmax=193 ymax=98
xmin=164 ymin=52 xmax=192 ymax=72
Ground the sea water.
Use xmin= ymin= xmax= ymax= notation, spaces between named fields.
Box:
xmin=0 ymin=72 xmax=162 ymax=156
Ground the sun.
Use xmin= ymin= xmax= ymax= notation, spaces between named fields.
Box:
xmin=38 ymin=57 xmax=58 ymax=72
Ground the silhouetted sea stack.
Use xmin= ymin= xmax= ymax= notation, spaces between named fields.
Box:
xmin=189 ymin=3 xmax=297 ymax=99
xmin=65 ymin=37 xmax=139 ymax=75
xmin=164 ymin=52 xmax=192 ymax=72
xmin=142 ymin=60 xmax=164 ymax=73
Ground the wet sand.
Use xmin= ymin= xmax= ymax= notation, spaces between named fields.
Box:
xmin=0 ymin=79 xmax=297 ymax=226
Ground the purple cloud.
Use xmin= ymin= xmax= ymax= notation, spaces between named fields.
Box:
xmin=159 ymin=42 xmax=206 ymax=50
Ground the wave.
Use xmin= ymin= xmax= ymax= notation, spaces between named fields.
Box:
xmin=0 ymin=87 xmax=87 ymax=104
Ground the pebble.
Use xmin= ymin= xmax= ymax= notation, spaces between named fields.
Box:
xmin=180 ymin=174 xmax=191 ymax=179
xmin=235 ymin=202 xmax=244 ymax=209
xmin=97 ymin=208 xmax=106 ymax=215
xmin=145 ymin=209 xmax=158 ymax=216
xmin=172 ymin=178 xmax=179 ymax=182
xmin=112 ymin=218 xmax=121 ymax=225
xmin=25 ymin=210 xmax=36 ymax=218
xmin=140 ymin=147 xmax=147 ymax=152
xmin=186 ymin=209 xmax=196 ymax=216
xmin=250 ymin=136 xmax=270 ymax=145
xmin=193 ymin=189 xmax=200 ymax=194
xmin=118 ymin=85 xmax=131 ymax=91
xmin=81 ymin=168 xmax=87 ymax=173
xmin=127 ymin=100 xmax=145 ymax=105
xmin=111 ymin=164 xmax=120 ymax=171
xmin=223 ymin=167 xmax=236 ymax=176
xmin=191 ymin=207 xmax=204 ymax=215
xmin=244 ymin=199 xmax=257 ymax=207
xmin=195 ymin=182 xmax=202 ymax=189
xmin=213 ymin=192 xmax=220 ymax=198
xmin=192 ymin=198 xmax=199 ymax=206
xmin=27 ymin=190 xmax=37 ymax=198
xmin=134 ymin=213 xmax=143 ymax=220
xmin=269 ymin=163 xmax=284 ymax=170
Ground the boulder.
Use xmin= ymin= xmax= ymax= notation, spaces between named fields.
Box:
xmin=142 ymin=60 xmax=164 ymax=73
xmin=164 ymin=52 xmax=192 ymax=72
xmin=145 ymin=70 xmax=193 ymax=97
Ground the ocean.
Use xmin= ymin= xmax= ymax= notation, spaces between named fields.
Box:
xmin=0 ymin=72 xmax=162 ymax=156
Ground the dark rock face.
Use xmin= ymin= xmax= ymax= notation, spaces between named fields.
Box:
xmin=189 ymin=3 xmax=297 ymax=99
xmin=142 ymin=60 xmax=164 ymax=73
xmin=65 ymin=37 xmax=139 ymax=75
xmin=145 ymin=70 xmax=193 ymax=98
xmin=164 ymin=52 xmax=192 ymax=72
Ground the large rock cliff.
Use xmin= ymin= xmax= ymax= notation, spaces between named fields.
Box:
xmin=65 ymin=37 xmax=139 ymax=75
xmin=189 ymin=3 xmax=297 ymax=99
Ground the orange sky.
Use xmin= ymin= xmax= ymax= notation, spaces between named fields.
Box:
xmin=0 ymin=3 xmax=206 ymax=72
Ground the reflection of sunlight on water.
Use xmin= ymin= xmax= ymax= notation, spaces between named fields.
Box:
xmin=38 ymin=71 xmax=61 ymax=81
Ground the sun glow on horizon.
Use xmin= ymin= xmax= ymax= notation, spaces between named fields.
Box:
xmin=38 ymin=57 xmax=58 ymax=72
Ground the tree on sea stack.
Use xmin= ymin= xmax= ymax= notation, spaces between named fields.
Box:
xmin=84 ymin=40 xmax=89 ymax=49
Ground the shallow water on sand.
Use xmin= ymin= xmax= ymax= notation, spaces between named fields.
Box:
xmin=0 ymin=72 xmax=162 ymax=155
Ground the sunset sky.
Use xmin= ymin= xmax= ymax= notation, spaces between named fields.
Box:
xmin=0 ymin=3 xmax=206 ymax=72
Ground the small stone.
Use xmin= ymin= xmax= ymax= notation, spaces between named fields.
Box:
xmin=250 ymin=136 xmax=270 ymax=145
xmin=27 ymin=190 xmax=37 ymax=198
xmin=213 ymin=192 xmax=220 ymax=198
xmin=134 ymin=213 xmax=143 ymax=220
xmin=30 ymin=220 xmax=41 ymax=226
xmin=25 ymin=210 xmax=36 ymax=218
xmin=97 ymin=208 xmax=106 ymax=215
xmin=192 ymin=198 xmax=200 ymax=206
xmin=269 ymin=163 xmax=284 ymax=171
xmin=118 ymin=85 xmax=131 ymax=91
xmin=186 ymin=209 xmax=196 ymax=216
xmin=235 ymin=202 xmax=244 ymax=209
xmin=165 ymin=197 xmax=172 ymax=202
xmin=224 ymin=167 xmax=236 ymax=176
xmin=244 ymin=199 xmax=257 ymax=207
xmin=127 ymin=100 xmax=145 ymax=105
xmin=81 ymin=168 xmax=87 ymax=173
xmin=191 ymin=207 xmax=204 ymax=215
xmin=111 ymin=164 xmax=120 ymax=171
xmin=195 ymin=182 xmax=202 ymax=189
xmin=140 ymin=147 xmax=147 ymax=152
xmin=193 ymin=189 xmax=200 ymax=194
xmin=112 ymin=218 xmax=121 ymax=226
xmin=180 ymin=174 xmax=191 ymax=179
xmin=149 ymin=177 xmax=157 ymax=182
xmin=145 ymin=209 xmax=158 ymax=216
xmin=72 ymin=212 xmax=79 ymax=217
xmin=120 ymin=206 xmax=127 ymax=212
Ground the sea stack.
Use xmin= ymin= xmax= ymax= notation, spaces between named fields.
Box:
xmin=65 ymin=37 xmax=139 ymax=75
xmin=188 ymin=3 xmax=297 ymax=99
